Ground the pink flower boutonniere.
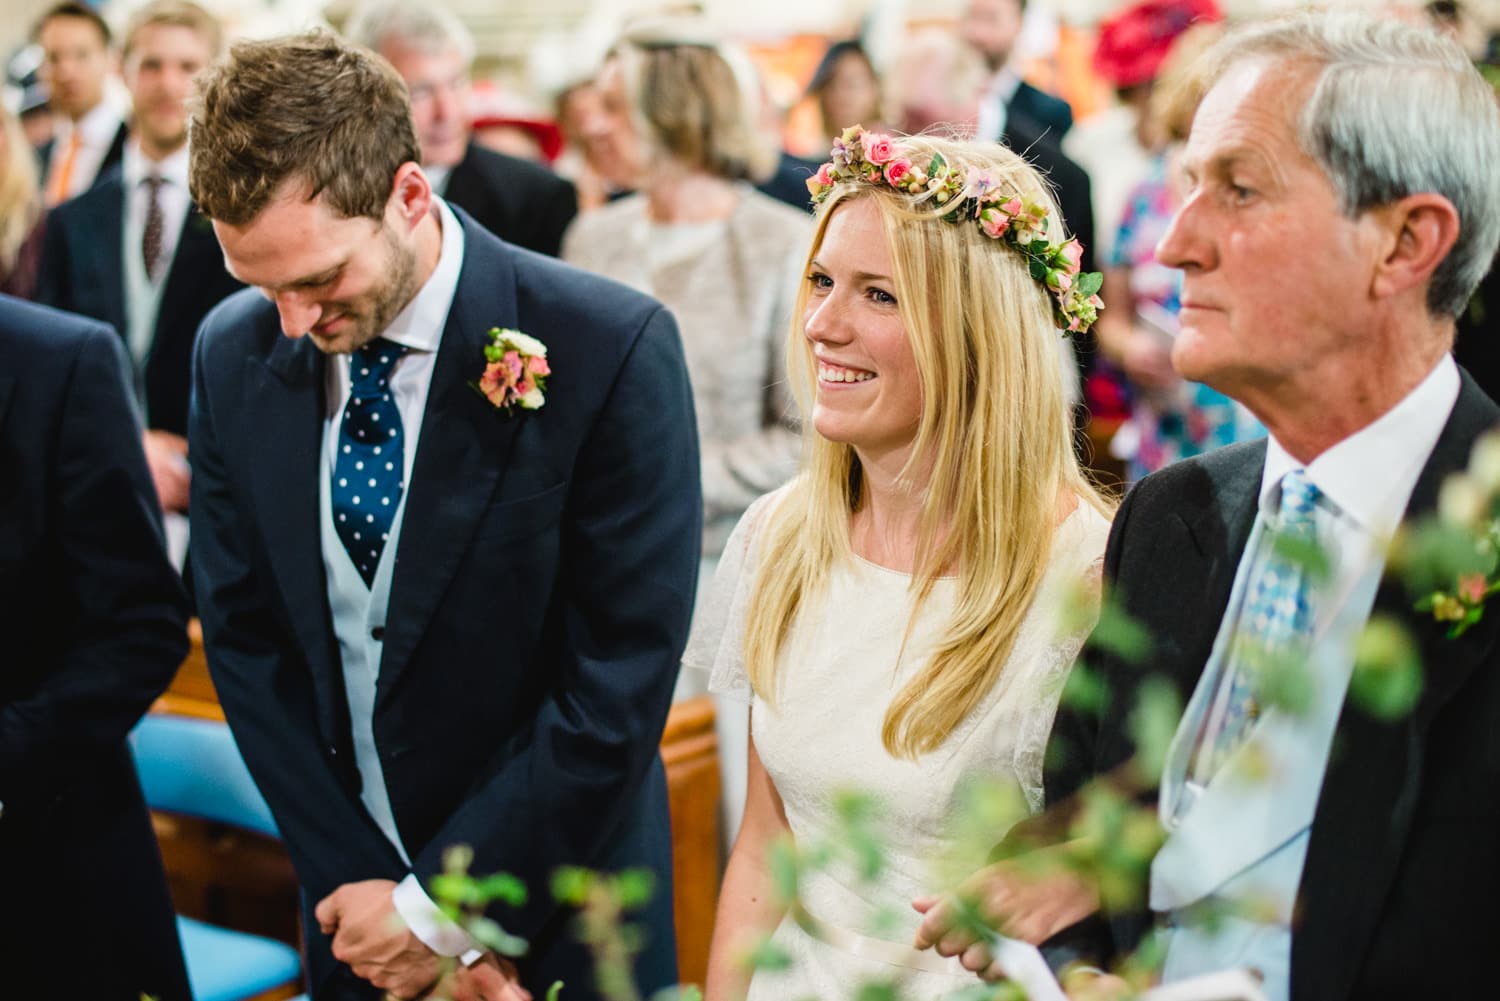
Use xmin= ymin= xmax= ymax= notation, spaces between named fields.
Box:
xmin=475 ymin=327 xmax=550 ymax=413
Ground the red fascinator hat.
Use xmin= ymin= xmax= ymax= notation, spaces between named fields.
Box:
xmin=1093 ymin=0 xmax=1222 ymax=89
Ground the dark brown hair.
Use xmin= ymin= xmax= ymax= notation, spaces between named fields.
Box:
xmin=188 ymin=29 xmax=419 ymax=225
xmin=33 ymin=2 xmax=111 ymax=46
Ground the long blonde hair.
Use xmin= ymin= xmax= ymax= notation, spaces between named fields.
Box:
xmin=0 ymin=103 xmax=40 ymax=277
xmin=743 ymin=135 xmax=1112 ymax=759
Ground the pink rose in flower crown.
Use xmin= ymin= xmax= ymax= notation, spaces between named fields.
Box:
xmin=1046 ymin=269 xmax=1074 ymax=294
xmin=1459 ymin=573 xmax=1488 ymax=604
xmin=804 ymin=162 xmax=834 ymax=199
xmin=1059 ymin=239 xmax=1084 ymax=274
xmin=979 ymin=207 xmax=1012 ymax=239
xmin=883 ymin=158 xmax=914 ymax=188
xmin=861 ymin=132 xmax=896 ymax=166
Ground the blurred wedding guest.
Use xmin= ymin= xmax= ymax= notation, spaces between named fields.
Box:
xmin=963 ymin=0 xmax=1072 ymax=142
xmin=34 ymin=2 xmax=127 ymax=206
xmin=564 ymin=19 xmax=811 ymax=561
xmin=0 ymin=101 xmax=43 ymax=298
xmin=1063 ymin=0 xmax=1219 ymax=266
xmin=806 ymin=39 xmax=885 ymax=147
xmin=344 ymin=0 xmax=577 ymax=256
xmin=7 ymin=47 xmax=55 ymax=149
xmin=695 ymin=132 xmax=1111 ymax=998
xmin=38 ymin=0 xmax=239 ymax=523
xmin=729 ymin=49 xmax=824 ymax=212
xmin=554 ymin=77 xmax=621 ymax=211
xmin=0 ymin=293 xmax=191 ymax=1001
xmin=1090 ymin=20 xmax=1262 ymax=482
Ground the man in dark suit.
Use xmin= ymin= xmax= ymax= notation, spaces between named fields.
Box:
xmin=0 ymin=294 xmax=191 ymax=1000
xmin=38 ymin=0 xmax=239 ymax=517
xmin=344 ymin=0 xmax=577 ymax=257
xmin=188 ymin=31 xmax=698 ymax=1001
xmin=917 ymin=12 xmax=1500 ymax=1000
xmin=33 ymin=2 xmax=128 ymax=205
xmin=962 ymin=0 xmax=1073 ymax=143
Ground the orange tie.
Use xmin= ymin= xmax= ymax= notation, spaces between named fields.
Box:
xmin=47 ymin=131 xmax=81 ymax=206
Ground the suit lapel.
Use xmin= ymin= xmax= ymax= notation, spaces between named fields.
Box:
xmin=91 ymin=186 xmax=128 ymax=337
xmin=245 ymin=332 xmax=344 ymax=732
xmin=1294 ymin=374 xmax=1500 ymax=1000
xmin=376 ymin=213 xmax=522 ymax=703
xmin=156 ymin=204 xmax=217 ymax=335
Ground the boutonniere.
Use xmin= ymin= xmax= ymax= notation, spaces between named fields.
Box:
xmin=1416 ymin=567 xmax=1499 ymax=638
xmin=474 ymin=327 xmax=550 ymax=413
xmin=1404 ymin=434 xmax=1500 ymax=639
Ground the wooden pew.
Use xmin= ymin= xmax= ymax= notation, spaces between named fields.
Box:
xmin=150 ymin=622 xmax=720 ymax=986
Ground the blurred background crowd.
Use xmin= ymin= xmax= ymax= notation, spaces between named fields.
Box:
xmin=4 ymin=0 xmax=1499 ymax=495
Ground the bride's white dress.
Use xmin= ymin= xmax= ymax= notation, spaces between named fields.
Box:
xmin=688 ymin=487 xmax=1110 ymax=1000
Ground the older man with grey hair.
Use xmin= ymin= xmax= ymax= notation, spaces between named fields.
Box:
xmin=343 ymin=0 xmax=576 ymax=256
xmin=916 ymin=10 xmax=1500 ymax=1000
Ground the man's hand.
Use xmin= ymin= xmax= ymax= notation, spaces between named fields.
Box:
xmin=315 ymin=879 xmax=442 ymax=999
xmin=911 ymin=850 xmax=1100 ymax=975
xmin=418 ymin=953 xmax=532 ymax=1001
xmin=142 ymin=430 xmax=190 ymax=512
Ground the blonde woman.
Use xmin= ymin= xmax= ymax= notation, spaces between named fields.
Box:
xmin=0 ymin=100 xmax=43 ymax=298
xmin=692 ymin=131 xmax=1113 ymax=999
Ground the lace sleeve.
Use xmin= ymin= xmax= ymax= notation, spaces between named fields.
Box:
xmin=682 ymin=489 xmax=781 ymax=704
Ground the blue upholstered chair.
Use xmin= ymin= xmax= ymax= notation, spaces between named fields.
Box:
xmin=130 ymin=714 xmax=304 ymax=1001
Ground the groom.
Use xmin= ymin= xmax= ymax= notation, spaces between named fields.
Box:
xmin=187 ymin=31 xmax=700 ymax=1001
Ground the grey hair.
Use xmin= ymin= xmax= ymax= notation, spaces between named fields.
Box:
xmin=1203 ymin=10 xmax=1500 ymax=318
xmin=342 ymin=0 xmax=475 ymax=68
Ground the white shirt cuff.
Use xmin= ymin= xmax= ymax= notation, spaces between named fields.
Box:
xmin=392 ymin=873 xmax=486 ymax=966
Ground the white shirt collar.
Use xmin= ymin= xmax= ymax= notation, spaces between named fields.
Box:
xmin=55 ymin=98 xmax=122 ymax=147
xmin=377 ymin=198 xmax=465 ymax=356
xmin=984 ymin=67 xmax=1023 ymax=105
xmin=122 ymin=140 xmax=189 ymax=189
xmin=1260 ymin=354 xmax=1460 ymax=536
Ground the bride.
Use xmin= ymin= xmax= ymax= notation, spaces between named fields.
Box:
xmin=691 ymin=129 xmax=1114 ymax=998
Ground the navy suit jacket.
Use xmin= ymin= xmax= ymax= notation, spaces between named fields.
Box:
xmin=189 ymin=208 xmax=700 ymax=999
xmin=443 ymin=141 xmax=578 ymax=257
xmin=36 ymin=166 xmax=245 ymax=436
xmin=1008 ymin=80 xmax=1073 ymax=143
xmin=1044 ymin=372 xmax=1500 ymax=1000
xmin=0 ymin=295 xmax=190 ymax=999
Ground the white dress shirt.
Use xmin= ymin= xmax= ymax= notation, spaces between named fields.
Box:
xmin=45 ymin=99 xmax=124 ymax=204
xmin=1153 ymin=354 xmax=1460 ymax=1001
xmin=319 ymin=200 xmax=484 ymax=962
xmin=975 ymin=68 xmax=1022 ymax=143
xmin=121 ymin=141 xmax=191 ymax=371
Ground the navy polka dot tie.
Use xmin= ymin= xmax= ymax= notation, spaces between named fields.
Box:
xmin=333 ymin=338 xmax=408 ymax=585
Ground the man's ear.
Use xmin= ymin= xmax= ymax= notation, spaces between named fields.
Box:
xmin=1370 ymin=192 xmax=1461 ymax=302
xmin=388 ymin=162 xmax=433 ymax=232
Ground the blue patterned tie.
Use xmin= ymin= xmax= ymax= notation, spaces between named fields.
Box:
xmin=1210 ymin=469 xmax=1322 ymax=773
xmin=333 ymin=338 xmax=407 ymax=586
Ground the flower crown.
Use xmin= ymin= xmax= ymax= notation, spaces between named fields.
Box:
xmin=805 ymin=126 xmax=1104 ymax=335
